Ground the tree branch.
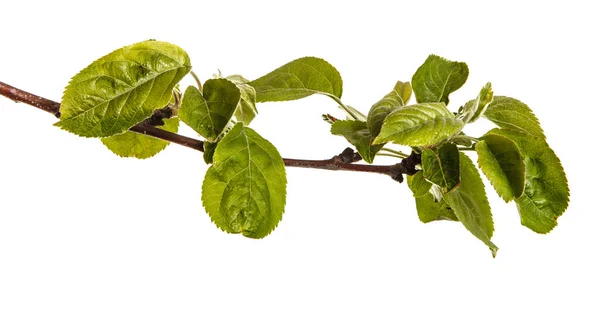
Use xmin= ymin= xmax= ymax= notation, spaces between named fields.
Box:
xmin=0 ymin=81 xmax=420 ymax=180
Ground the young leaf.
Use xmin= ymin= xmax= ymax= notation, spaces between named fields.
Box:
xmin=488 ymin=129 xmax=569 ymax=233
xmin=422 ymin=143 xmax=460 ymax=193
xmin=475 ymin=135 xmax=525 ymax=202
xmin=179 ymin=79 xmax=240 ymax=141
xmin=444 ymin=153 xmax=498 ymax=257
xmin=203 ymin=140 xmax=218 ymax=164
xmin=202 ymin=123 xmax=287 ymax=239
xmin=372 ymin=102 xmax=464 ymax=146
xmin=408 ymin=172 xmax=457 ymax=222
xmin=343 ymin=105 xmax=367 ymax=122
xmin=459 ymin=82 xmax=493 ymax=123
xmin=226 ymin=75 xmax=258 ymax=125
xmin=56 ymin=40 xmax=191 ymax=137
xmin=411 ymin=55 xmax=469 ymax=104
xmin=330 ymin=120 xmax=383 ymax=163
xmin=248 ymin=57 xmax=343 ymax=102
xmin=483 ymin=96 xmax=546 ymax=139
xmin=366 ymin=81 xmax=412 ymax=136
xmin=407 ymin=171 xmax=432 ymax=198
xmin=101 ymin=117 xmax=179 ymax=159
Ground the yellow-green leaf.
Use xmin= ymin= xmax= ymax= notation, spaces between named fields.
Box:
xmin=444 ymin=153 xmax=498 ymax=257
xmin=488 ymin=129 xmax=569 ymax=233
xmin=373 ymin=102 xmax=463 ymax=146
xmin=179 ymin=79 xmax=240 ymax=141
xmin=475 ymin=135 xmax=525 ymax=202
xmin=202 ymin=123 xmax=287 ymax=239
xmin=248 ymin=57 xmax=343 ymax=102
xmin=56 ymin=40 xmax=191 ymax=137
xmin=411 ymin=55 xmax=469 ymax=105
xmin=100 ymin=117 xmax=179 ymax=159
xmin=367 ymin=81 xmax=412 ymax=137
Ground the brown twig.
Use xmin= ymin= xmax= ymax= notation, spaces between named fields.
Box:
xmin=0 ymin=81 xmax=420 ymax=179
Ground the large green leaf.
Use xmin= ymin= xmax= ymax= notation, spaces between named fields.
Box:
xmin=366 ymin=81 xmax=412 ymax=136
xmin=179 ymin=79 xmax=240 ymax=141
xmin=330 ymin=120 xmax=383 ymax=164
xmin=444 ymin=153 xmax=498 ymax=257
xmin=202 ymin=123 xmax=287 ymax=239
xmin=56 ymin=40 xmax=191 ymax=137
xmin=226 ymin=75 xmax=258 ymax=125
xmin=411 ymin=55 xmax=469 ymax=104
xmin=408 ymin=172 xmax=457 ymax=223
xmin=372 ymin=102 xmax=464 ymax=146
xmin=460 ymin=82 xmax=494 ymax=123
xmin=248 ymin=57 xmax=343 ymax=102
xmin=483 ymin=96 xmax=545 ymax=139
xmin=422 ymin=143 xmax=460 ymax=193
xmin=100 ymin=117 xmax=179 ymax=159
xmin=475 ymin=135 xmax=525 ymax=202
xmin=488 ymin=129 xmax=569 ymax=233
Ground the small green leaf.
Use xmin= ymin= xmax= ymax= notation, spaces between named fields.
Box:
xmin=179 ymin=79 xmax=240 ymax=141
xmin=202 ymin=123 xmax=287 ymax=239
xmin=411 ymin=55 xmax=469 ymax=104
xmin=407 ymin=171 xmax=432 ymax=198
xmin=56 ymin=40 xmax=191 ymax=137
xmin=100 ymin=117 xmax=179 ymax=159
xmin=343 ymin=105 xmax=367 ymax=122
xmin=422 ymin=143 xmax=460 ymax=193
xmin=483 ymin=96 xmax=545 ymax=139
xmin=460 ymin=82 xmax=493 ymax=123
xmin=248 ymin=57 xmax=343 ymax=103
xmin=226 ymin=75 xmax=258 ymax=125
xmin=203 ymin=140 xmax=218 ymax=164
xmin=475 ymin=135 xmax=525 ymax=202
xmin=372 ymin=102 xmax=464 ymax=146
xmin=409 ymin=172 xmax=457 ymax=222
xmin=367 ymin=81 xmax=412 ymax=136
xmin=488 ymin=129 xmax=569 ymax=233
xmin=330 ymin=120 xmax=383 ymax=163
xmin=444 ymin=152 xmax=498 ymax=257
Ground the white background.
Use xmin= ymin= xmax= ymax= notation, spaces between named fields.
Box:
xmin=0 ymin=1 xmax=598 ymax=310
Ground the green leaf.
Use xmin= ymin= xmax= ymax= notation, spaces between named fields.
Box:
xmin=408 ymin=172 xmax=457 ymax=222
xmin=460 ymin=82 xmax=493 ymax=123
xmin=248 ymin=57 xmax=343 ymax=103
xmin=411 ymin=55 xmax=469 ymax=105
xmin=422 ymin=143 xmax=460 ymax=193
xmin=366 ymin=81 xmax=412 ymax=136
xmin=483 ymin=96 xmax=545 ymax=139
xmin=226 ymin=75 xmax=258 ymax=125
xmin=407 ymin=171 xmax=432 ymax=198
xmin=372 ymin=102 xmax=464 ymax=146
xmin=100 ymin=117 xmax=179 ymax=159
xmin=203 ymin=140 xmax=218 ymax=164
xmin=475 ymin=135 xmax=525 ymax=202
xmin=488 ymin=129 xmax=569 ymax=233
xmin=330 ymin=120 xmax=383 ymax=163
xmin=343 ymin=105 xmax=367 ymax=122
xmin=444 ymin=152 xmax=498 ymax=257
xmin=56 ymin=40 xmax=191 ymax=137
xmin=179 ymin=79 xmax=240 ymax=141
xmin=202 ymin=123 xmax=287 ymax=238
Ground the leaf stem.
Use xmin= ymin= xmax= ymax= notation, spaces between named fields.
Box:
xmin=190 ymin=70 xmax=202 ymax=92
xmin=453 ymin=135 xmax=480 ymax=143
xmin=327 ymin=95 xmax=360 ymax=120
xmin=0 ymin=81 xmax=421 ymax=180
xmin=380 ymin=148 xmax=409 ymax=158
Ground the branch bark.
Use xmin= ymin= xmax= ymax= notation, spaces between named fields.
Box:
xmin=0 ymin=81 xmax=420 ymax=180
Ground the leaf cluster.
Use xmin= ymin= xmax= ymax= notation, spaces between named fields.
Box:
xmin=54 ymin=41 xmax=569 ymax=255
